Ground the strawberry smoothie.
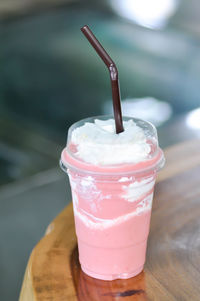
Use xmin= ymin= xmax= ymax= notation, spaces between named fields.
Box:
xmin=60 ymin=116 xmax=164 ymax=280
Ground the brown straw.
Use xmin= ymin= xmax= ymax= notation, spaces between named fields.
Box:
xmin=81 ymin=25 xmax=124 ymax=134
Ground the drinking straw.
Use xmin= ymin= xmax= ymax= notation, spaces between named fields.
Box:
xmin=81 ymin=25 xmax=124 ymax=134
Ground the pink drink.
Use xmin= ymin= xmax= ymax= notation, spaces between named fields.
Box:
xmin=61 ymin=116 xmax=164 ymax=280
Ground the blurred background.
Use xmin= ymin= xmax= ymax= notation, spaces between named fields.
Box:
xmin=1 ymin=0 xmax=200 ymax=299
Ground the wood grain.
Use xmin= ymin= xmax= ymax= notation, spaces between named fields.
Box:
xmin=19 ymin=139 xmax=200 ymax=301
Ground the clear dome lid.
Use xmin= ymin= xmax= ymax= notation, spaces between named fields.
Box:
xmin=61 ymin=115 xmax=165 ymax=175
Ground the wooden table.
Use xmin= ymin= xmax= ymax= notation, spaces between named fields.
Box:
xmin=19 ymin=139 xmax=200 ymax=301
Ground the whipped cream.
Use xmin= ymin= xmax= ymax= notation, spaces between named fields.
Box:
xmin=73 ymin=193 xmax=153 ymax=230
xmin=71 ymin=119 xmax=151 ymax=165
xmin=122 ymin=177 xmax=155 ymax=202
xmin=69 ymin=173 xmax=154 ymax=229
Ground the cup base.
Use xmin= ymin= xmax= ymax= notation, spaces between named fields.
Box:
xmin=81 ymin=264 xmax=144 ymax=281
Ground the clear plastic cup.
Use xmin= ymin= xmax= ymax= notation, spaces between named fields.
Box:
xmin=60 ymin=116 xmax=165 ymax=280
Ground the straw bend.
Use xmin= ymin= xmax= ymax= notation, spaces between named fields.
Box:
xmin=109 ymin=64 xmax=118 ymax=81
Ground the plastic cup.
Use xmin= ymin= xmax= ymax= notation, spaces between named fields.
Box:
xmin=60 ymin=116 xmax=165 ymax=280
